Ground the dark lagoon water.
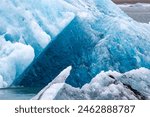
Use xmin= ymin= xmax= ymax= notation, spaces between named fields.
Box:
xmin=0 ymin=4 xmax=150 ymax=100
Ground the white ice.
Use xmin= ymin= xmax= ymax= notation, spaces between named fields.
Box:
xmin=34 ymin=67 xmax=150 ymax=100
xmin=0 ymin=38 xmax=34 ymax=88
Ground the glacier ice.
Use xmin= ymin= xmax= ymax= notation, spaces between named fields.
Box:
xmin=0 ymin=0 xmax=75 ymax=88
xmin=0 ymin=0 xmax=150 ymax=89
xmin=34 ymin=67 xmax=150 ymax=100
xmin=0 ymin=38 xmax=34 ymax=88
xmin=0 ymin=0 xmax=75 ymax=55
xmin=16 ymin=0 xmax=150 ymax=88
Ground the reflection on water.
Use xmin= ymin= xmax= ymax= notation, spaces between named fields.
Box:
xmin=0 ymin=87 xmax=41 ymax=100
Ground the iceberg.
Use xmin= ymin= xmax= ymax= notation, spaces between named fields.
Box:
xmin=0 ymin=0 xmax=150 ymax=89
xmin=34 ymin=67 xmax=150 ymax=100
xmin=17 ymin=0 xmax=150 ymax=88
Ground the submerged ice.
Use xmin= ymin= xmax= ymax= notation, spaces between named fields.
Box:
xmin=0 ymin=0 xmax=150 ymax=89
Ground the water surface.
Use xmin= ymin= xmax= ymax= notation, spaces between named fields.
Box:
xmin=0 ymin=87 xmax=41 ymax=100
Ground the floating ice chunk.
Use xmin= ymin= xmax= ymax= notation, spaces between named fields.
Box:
xmin=0 ymin=75 xmax=7 ymax=88
xmin=0 ymin=38 xmax=34 ymax=88
xmin=118 ymin=68 xmax=150 ymax=99
xmin=33 ymin=66 xmax=72 ymax=100
xmin=34 ymin=67 xmax=150 ymax=100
